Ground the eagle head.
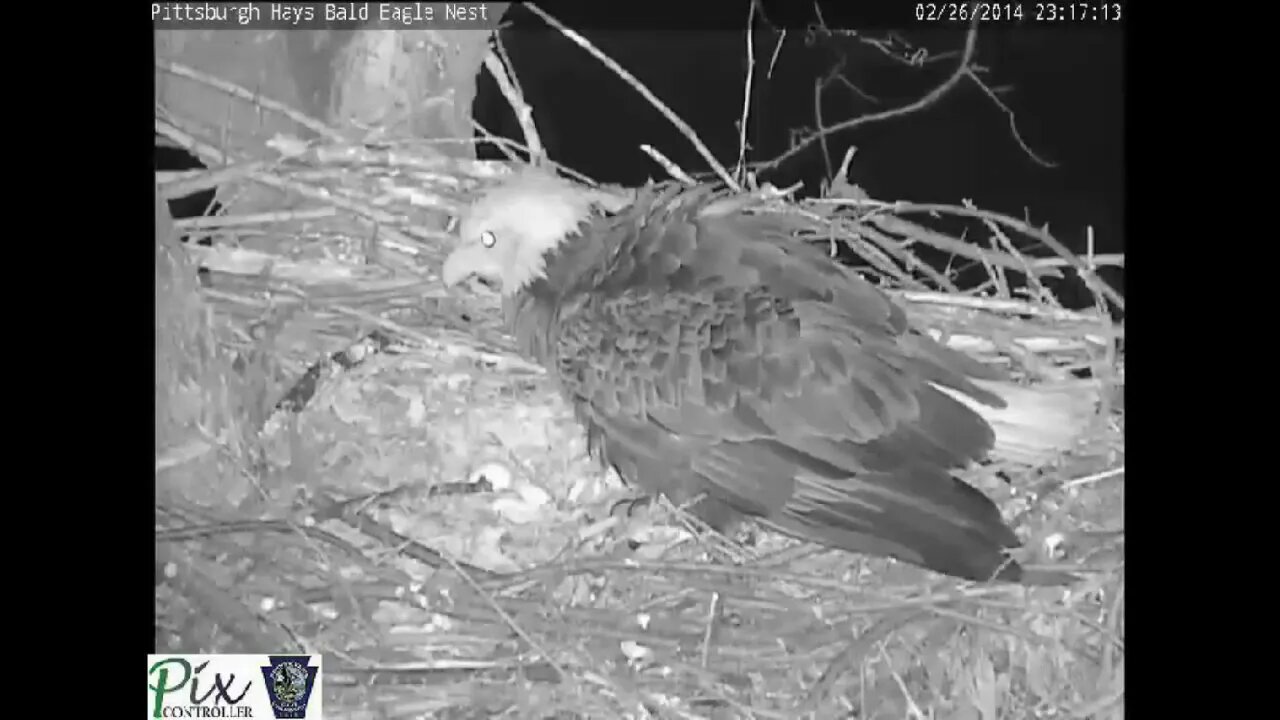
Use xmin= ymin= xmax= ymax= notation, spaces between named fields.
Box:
xmin=442 ymin=170 xmax=596 ymax=294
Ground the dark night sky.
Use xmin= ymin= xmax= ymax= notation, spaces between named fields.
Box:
xmin=478 ymin=17 xmax=1124 ymax=305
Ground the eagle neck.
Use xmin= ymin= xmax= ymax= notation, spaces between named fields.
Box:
xmin=507 ymin=280 xmax=560 ymax=367
xmin=508 ymin=220 xmax=612 ymax=367
xmin=541 ymin=222 xmax=612 ymax=293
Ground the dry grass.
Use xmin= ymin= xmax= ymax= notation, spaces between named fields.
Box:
xmin=155 ymin=133 xmax=1123 ymax=719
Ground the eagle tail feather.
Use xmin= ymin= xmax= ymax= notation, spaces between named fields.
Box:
xmin=760 ymin=469 xmax=1046 ymax=583
xmin=931 ymin=379 xmax=1100 ymax=466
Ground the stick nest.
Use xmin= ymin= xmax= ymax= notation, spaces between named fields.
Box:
xmin=156 ymin=139 xmax=1124 ymax=720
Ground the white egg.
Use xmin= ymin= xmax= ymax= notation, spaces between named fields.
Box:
xmin=471 ymin=461 xmax=512 ymax=490
xmin=515 ymin=483 xmax=551 ymax=506
xmin=492 ymin=497 xmax=543 ymax=525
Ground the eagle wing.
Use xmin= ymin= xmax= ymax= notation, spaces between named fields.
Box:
xmin=542 ymin=186 xmax=1041 ymax=582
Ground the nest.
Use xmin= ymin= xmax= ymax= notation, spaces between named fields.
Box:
xmin=156 ymin=126 xmax=1124 ymax=719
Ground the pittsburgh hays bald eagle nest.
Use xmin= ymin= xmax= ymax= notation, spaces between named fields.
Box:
xmin=443 ymin=170 xmax=1098 ymax=585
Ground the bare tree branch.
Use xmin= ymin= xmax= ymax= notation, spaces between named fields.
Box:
xmin=734 ymin=0 xmax=758 ymax=183
xmin=762 ymin=5 xmax=1058 ymax=178
xmin=482 ymin=46 xmax=545 ymax=164
xmin=964 ymin=66 xmax=1057 ymax=168
xmin=524 ymin=2 xmax=740 ymax=190
xmin=759 ymin=18 xmax=983 ymax=174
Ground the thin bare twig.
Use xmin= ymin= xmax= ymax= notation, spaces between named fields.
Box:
xmin=524 ymin=2 xmax=740 ymax=191
xmin=472 ymin=119 xmax=600 ymax=187
xmin=492 ymin=32 xmax=528 ymax=118
xmin=811 ymin=194 xmax=1124 ymax=311
xmin=156 ymin=118 xmax=237 ymax=168
xmin=759 ymin=14 xmax=982 ymax=174
xmin=471 ymin=117 xmax=522 ymax=163
xmin=966 ymin=65 xmax=1056 ymax=168
xmin=641 ymin=145 xmax=697 ymax=186
xmin=889 ymin=202 xmax=1125 ymax=311
xmin=482 ymin=50 xmax=545 ymax=163
xmin=833 ymin=145 xmax=859 ymax=188
xmin=767 ymin=29 xmax=786 ymax=79
xmin=735 ymin=0 xmax=758 ymax=183
xmin=437 ymin=552 xmax=571 ymax=684
xmin=156 ymin=60 xmax=344 ymax=144
xmin=814 ymin=76 xmax=834 ymax=182
xmin=812 ymin=1 xmax=835 ymax=183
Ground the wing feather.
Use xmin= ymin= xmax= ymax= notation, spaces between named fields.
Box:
xmin=764 ymin=468 xmax=1022 ymax=582
xmin=531 ymin=185 xmax=1053 ymax=582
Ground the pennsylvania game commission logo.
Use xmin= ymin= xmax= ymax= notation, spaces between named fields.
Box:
xmin=147 ymin=654 xmax=323 ymax=718
xmin=261 ymin=656 xmax=320 ymax=718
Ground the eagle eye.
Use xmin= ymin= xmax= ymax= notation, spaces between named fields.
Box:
xmin=480 ymin=230 xmax=497 ymax=249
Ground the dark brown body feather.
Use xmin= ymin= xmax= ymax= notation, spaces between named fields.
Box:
xmin=509 ymin=183 xmax=1052 ymax=583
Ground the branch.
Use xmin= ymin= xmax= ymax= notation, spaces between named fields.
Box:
xmin=813 ymin=76 xmax=833 ymax=182
xmin=524 ymin=2 xmax=740 ymax=191
xmin=481 ymin=48 xmax=545 ymax=164
xmin=155 ymin=60 xmax=345 ymax=145
xmin=640 ymin=145 xmax=696 ymax=186
xmin=734 ymin=0 xmax=757 ymax=183
xmin=964 ymin=66 xmax=1056 ymax=168
xmin=767 ymin=29 xmax=787 ymax=79
xmin=879 ymin=200 xmax=1125 ymax=311
xmin=758 ymin=15 xmax=982 ymax=174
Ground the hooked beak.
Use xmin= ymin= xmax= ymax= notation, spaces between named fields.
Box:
xmin=441 ymin=245 xmax=481 ymax=287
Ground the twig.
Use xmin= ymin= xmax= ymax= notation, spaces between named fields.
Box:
xmin=640 ymin=145 xmax=697 ymax=186
xmin=492 ymin=32 xmax=529 ymax=126
xmin=436 ymin=552 xmax=571 ymax=684
xmin=472 ymin=119 xmax=600 ymax=187
xmin=983 ymin=233 xmax=1011 ymax=297
xmin=1063 ymin=466 xmax=1124 ymax=490
xmin=966 ymin=65 xmax=1056 ymax=168
xmin=246 ymin=171 xmax=421 ymax=249
xmin=880 ymin=643 xmax=928 ymax=720
xmin=524 ymin=2 xmax=740 ymax=190
xmin=858 ymin=213 xmax=1057 ymax=280
xmin=1028 ymin=254 xmax=1124 ymax=269
xmin=156 ymin=437 xmax=214 ymax=472
xmin=156 ymin=118 xmax=237 ymax=168
xmin=800 ymin=608 xmax=931 ymax=715
xmin=813 ymin=76 xmax=834 ymax=183
xmin=834 ymin=145 xmax=859 ymax=187
xmin=156 ymin=162 xmax=267 ymax=200
xmin=759 ymin=14 xmax=982 ymax=174
xmin=819 ymin=196 xmax=1123 ymax=309
xmin=767 ymin=30 xmax=786 ymax=79
xmin=175 ymin=209 xmax=335 ymax=231
xmin=889 ymin=202 xmax=1126 ymax=311
xmin=811 ymin=3 xmax=835 ymax=182
xmin=896 ymin=290 xmax=1112 ymax=324
xmin=735 ymin=0 xmax=757 ymax=183
xmin=843 ymin=219 xmax=962 ymax=292
xmin=471 ymin=118 xmax=523 ymax=163
xmin=700 ymin=591 xmax=722 ymax=668
xmin=1101 ymin=574 xmax=1125 ymax=683
xmin=989 ymin=215 xmax=1054 ymax=303
xmin=326 ymin=302 xmax=546 ymax=373
xmin=156 ymin=60 xmax=344 ymax=144
xmin=1073 ymin=223 xmax=1120 ymax=319
xmin=1071 ymin=687 xmax=1124 ymax=719
xmin=482 ymin=49 xmax=545 ymax=163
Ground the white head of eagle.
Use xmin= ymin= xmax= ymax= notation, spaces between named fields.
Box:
xmin=442 ymin=170 xmax=597 ymax=294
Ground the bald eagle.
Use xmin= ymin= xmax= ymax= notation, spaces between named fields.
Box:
xmin=443 ymin=171 xmax=1094 ymax=584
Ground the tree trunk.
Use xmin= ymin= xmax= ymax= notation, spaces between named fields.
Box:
xmin=156 ymin=27 xmax=496 ymax=213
